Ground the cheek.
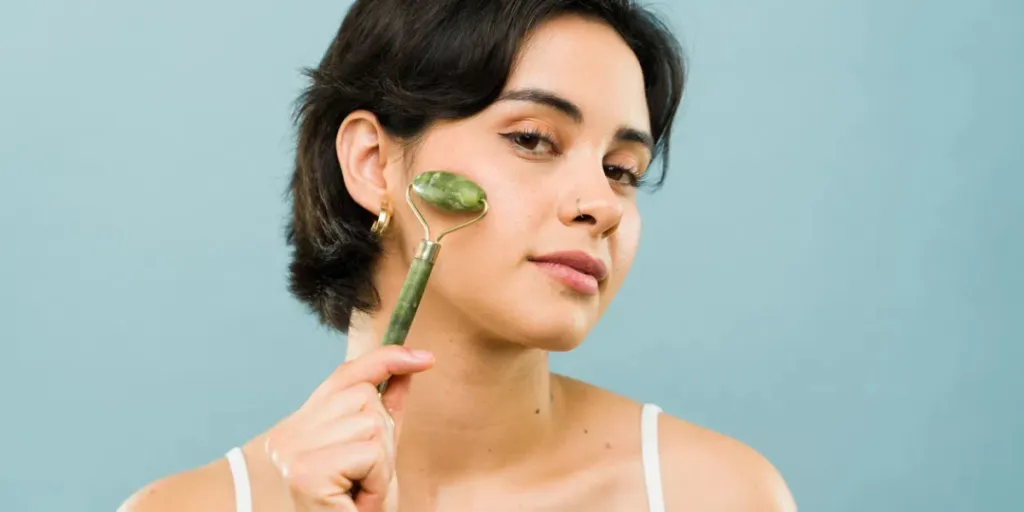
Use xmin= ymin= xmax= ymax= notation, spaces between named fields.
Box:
xmin=417 ymin=128 xmax=546 ymax=244
xmin=403 ymin=142 xmax=534 ymax=258
xmin=611 ymin=211 xmax=641 ymax=279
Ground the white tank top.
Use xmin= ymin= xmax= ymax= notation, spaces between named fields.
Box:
xmin=225 ymin=403 xmax=665 ymax=512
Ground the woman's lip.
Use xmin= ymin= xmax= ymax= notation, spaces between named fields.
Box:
xmin=530 ymin=260 xmax=600 ymax=295
xmin=528 ymin=250 xmax=609 ymax=281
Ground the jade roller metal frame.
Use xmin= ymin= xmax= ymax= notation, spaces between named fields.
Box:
xmin=377 ymin=171 xmax=488 ymax=393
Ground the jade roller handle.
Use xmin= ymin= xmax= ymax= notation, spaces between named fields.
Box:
xmin=377 ymin=239 xmax=439 ymax=393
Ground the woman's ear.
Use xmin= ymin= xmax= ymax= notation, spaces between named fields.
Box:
xmin=336 ymin=110 xmax=395 ymax=213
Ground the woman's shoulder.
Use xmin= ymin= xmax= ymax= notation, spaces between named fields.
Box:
xmin=118 ymin=439 xmax=288 ymax=512
xmin=118 ymin=458 xmax=235 ymax=512
xmin=558 ymin=375 xmax=797 ymax=512
xmin=654 ymin=410 xmax=797 ymax=511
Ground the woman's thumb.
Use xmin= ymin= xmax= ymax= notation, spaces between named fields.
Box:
xmin=379 ymin=373 xmax=415 ymax=440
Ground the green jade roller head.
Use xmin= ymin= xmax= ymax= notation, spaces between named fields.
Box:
xmin=377 ymin=171 xmax=488 ymax=393
xmin=411 ymin=171 xmax=487 ymax=214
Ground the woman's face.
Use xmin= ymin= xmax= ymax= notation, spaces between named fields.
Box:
xmin=382 ymin=15 xmax=653 ymax=351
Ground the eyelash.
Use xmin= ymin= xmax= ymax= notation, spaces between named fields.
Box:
xmin=499 ymin=129 xmax=644 ymax=187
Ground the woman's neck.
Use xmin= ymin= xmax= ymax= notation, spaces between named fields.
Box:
xmin=345 ymin=300 xmax=565 ymax=486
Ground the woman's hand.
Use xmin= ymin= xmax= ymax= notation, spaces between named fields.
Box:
xmin=263 ymin=345 xmax=434 ymax=512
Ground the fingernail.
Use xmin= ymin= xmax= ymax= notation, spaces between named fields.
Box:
xmin=407 ymin=348 xmax=433 ymax=362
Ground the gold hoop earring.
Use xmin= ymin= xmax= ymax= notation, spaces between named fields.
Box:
xmin=370 ymin=200 xmax=392 ymax=236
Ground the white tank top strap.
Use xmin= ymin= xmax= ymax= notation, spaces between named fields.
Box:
xmin=225 ymin=446 xmax=253 ymax=512
xmin=641 ymin=403 xmax=666 ymax=512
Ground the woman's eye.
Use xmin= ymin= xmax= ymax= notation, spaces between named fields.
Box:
xmin=502 ymin=131 xmax=556 ymax=155
xmin=513 ymin=133 xmax=543 ymax=151
xmin=605 ymin=165 xmax=640 ymax=187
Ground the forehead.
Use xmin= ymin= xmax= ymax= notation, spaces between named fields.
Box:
xmin=505 ymin=15 xmax=651 ymax=133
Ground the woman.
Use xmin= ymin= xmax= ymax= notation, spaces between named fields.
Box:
xmin=123 ymin=0 xmax=796 ymax=510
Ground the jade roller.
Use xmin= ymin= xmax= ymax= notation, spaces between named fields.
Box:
xmin=377 ymin=171 xmax=488 ymax=393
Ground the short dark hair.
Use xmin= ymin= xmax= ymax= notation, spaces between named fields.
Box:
xmin=286 ymin=0 xmax=686 ymax=333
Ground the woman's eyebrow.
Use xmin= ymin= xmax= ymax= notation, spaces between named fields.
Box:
xmin=615 ymin=127 xmax=654 ymax=153
xmin=497 ymin=88 xmax=583 ymax=122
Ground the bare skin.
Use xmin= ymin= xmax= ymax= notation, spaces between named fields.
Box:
xmin=121 ymin=14 xmax=797 ymax=512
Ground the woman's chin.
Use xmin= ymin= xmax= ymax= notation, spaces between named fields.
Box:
xmin=494 ymin=304 xmax=596 ymax=353
xmin=446 ymin=283 xmax=602 ymax=352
